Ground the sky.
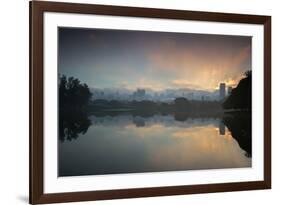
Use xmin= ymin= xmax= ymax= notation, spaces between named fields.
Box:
xmin=58 ymin=27 xmax=251 ymax=92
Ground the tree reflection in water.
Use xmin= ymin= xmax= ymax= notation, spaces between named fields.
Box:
xmin=223 ymin=113 xmax=252 ymax=157
xmin=59 ymin=107 xmax=91 ymax=142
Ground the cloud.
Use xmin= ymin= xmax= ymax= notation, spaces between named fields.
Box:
xmin=117 ymin=78 xmax=166 ymax=91
xmin=145 ymin=38 xmax=251 ymax=91
xmin=170 ymin=79 xmax=205 ymax=90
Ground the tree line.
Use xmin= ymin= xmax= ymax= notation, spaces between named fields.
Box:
xmin=59 ymin=75 xmax=92 ymax=109
xmin=223 ymin=71 xmax=252 ymax=111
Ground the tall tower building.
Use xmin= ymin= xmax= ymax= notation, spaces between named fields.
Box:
xmin=228 ymin=86 xmax=233 ymax=95
xmin=219 ymin=83 xmax=226 ymax=99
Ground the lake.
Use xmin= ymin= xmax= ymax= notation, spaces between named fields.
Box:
xmin=59 ymin=113 xmax=251 ymax=176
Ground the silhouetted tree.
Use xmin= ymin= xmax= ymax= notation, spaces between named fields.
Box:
xmin=223 ymin=70 xmax=252 ymax=110
xmin=59 ymin=75 xmax=92 ymax=109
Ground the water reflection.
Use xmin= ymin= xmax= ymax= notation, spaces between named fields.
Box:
xmin=223 ymin=114 xmax=252 ymax=157
xmin=59 ymin=108 xmax=91 ymax=142
xmin=59 ymin=113 xmax=251 ymax=176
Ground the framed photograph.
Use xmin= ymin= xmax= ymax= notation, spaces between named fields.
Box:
xmin=30 ymin=1 xmax=271 ymax=204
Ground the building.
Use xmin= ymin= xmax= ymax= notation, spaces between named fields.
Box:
xmin=219 ymin=83 xmax=226 ymax=99
xmin=228 ymin=86 xmax=233 ymax=95
xmin=219 ymin=121 xmax=225 ymax=135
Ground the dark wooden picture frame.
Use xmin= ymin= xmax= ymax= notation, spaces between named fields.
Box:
xmin=30 ymin=1 xmax=271 ymax=204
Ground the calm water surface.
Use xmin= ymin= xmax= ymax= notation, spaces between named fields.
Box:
xmin=59 ymin=114 xmax=251 ymax=176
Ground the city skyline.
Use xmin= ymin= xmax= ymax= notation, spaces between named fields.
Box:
xmin=59 ymin=28 xmax=251 ymax=92
xmin=89 ymin=84 xmax=232 ymax=102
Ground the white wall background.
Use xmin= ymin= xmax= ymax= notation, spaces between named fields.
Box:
xmin=0 ymin=0 xmax=279 ymax=204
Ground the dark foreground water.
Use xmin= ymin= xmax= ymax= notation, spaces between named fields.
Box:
xmin=58 ymin=113 xmax=251 ymax=176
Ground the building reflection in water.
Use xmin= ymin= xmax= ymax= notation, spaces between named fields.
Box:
xmin=219 ymin=121 xmax=225 ymax=135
